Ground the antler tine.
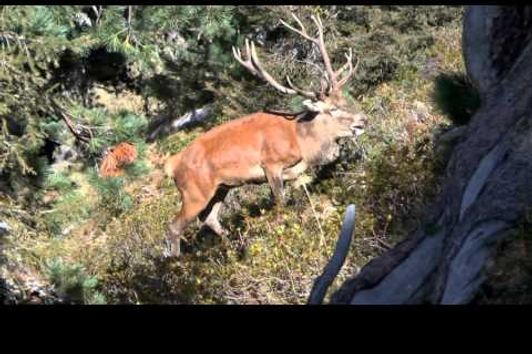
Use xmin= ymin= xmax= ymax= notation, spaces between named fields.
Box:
xmin=291 ymin=12 xmax=308 ymax=36
xmin=286 ymin=75 xmax=318 ymax=99
xmin=245 ymin=38 xmax=252 ymax=58
xmin=310 ymin=14 xmax=336 ymax=87
xmin=319 ymin=78 xmax=329 ymax=99
xmin=232 ymin=39 xmax=258 ymax=76
xmin=334 ymin=48 xmax=353 ymax=77
xmin=279 ymin=14 xmax=313 ymax=42
xmin=249 ymin=41 xmax=311 ymax=97
xmin=335 ymin=51 xmax=359 ymax=90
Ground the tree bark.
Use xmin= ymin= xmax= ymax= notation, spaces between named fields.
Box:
xmin=331 ymin=6 xmax=532 ymax=304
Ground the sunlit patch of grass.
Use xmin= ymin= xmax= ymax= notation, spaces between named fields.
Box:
xmin=427 ymin=26 xmax=465 ymax=73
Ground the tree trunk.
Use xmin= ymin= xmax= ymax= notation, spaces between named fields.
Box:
xmin=331 ymin=6 xmax=532 ymax=304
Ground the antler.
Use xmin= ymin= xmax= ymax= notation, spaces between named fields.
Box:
xmin=232 ymin=13 xmax=358 ymax=101
xmin=334 ymin=49 xmax=359 ymax=90
xmin=280 ymin=13 xmax=358 ymax=95
xmin=232 ymin=39 xmax=317 ymax=99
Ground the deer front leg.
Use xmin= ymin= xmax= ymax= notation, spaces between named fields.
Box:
xmin=166 ymin=218 xmax=184 ymax=258
xmin=263 ymin=164 xmax=285 ymax=222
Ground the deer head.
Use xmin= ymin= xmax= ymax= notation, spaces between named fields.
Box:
xmin=232 ymin=12 xmax=365 ymax=134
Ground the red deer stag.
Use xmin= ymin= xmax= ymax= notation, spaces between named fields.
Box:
xmin=164 ymin=13 xmax=367 ymax=257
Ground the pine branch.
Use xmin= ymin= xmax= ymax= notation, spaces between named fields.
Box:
xmin=50 ymin=99 xmax=90 ymax=144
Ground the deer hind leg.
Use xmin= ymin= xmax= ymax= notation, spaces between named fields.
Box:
xmin=199 ymin=186 xmax=230 ymax=238
xmin=166 ymin=181 xmax=218 ymax=257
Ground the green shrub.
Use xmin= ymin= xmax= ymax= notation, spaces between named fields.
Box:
xmin=89 ymin=173 xmax=134 ymax=218
xmin=47 ymin=258 xmax=106 ymax=304
xmin=433 ymin=72 xmax=481 ymax=125
xmin=43 ymin=170 xmax=77 ymax=192
xmin=42 ymin=189 xmax=93 ymax=237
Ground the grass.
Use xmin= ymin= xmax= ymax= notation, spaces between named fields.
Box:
xmin=473 ymin=212 xmax=532 ymax=304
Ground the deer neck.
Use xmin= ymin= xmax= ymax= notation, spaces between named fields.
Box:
xmin=295 ymin=114 xmax=339 ymax=166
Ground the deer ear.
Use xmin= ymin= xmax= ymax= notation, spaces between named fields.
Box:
xmin=302 ymin=99 xmax=327 ymax=112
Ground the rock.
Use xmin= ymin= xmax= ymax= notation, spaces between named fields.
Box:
xmin=0 ymin=221 xmax=10 ymax=236
xmin=0 ymin=278 xmax=17 ymax=305
xmin=52 ymin=144 xmax=79 ymax=164
xmin=49 ymin=144 xmax=81 ymax=173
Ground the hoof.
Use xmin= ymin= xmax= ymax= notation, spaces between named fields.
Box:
xmin=163 ymin=239 xmax=180 ymax=259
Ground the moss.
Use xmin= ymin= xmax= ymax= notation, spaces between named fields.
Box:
xmin=474 ymin=213 xmax=532 ymax=304
xmin=42 ymin=189 xmax=94 ymax=236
